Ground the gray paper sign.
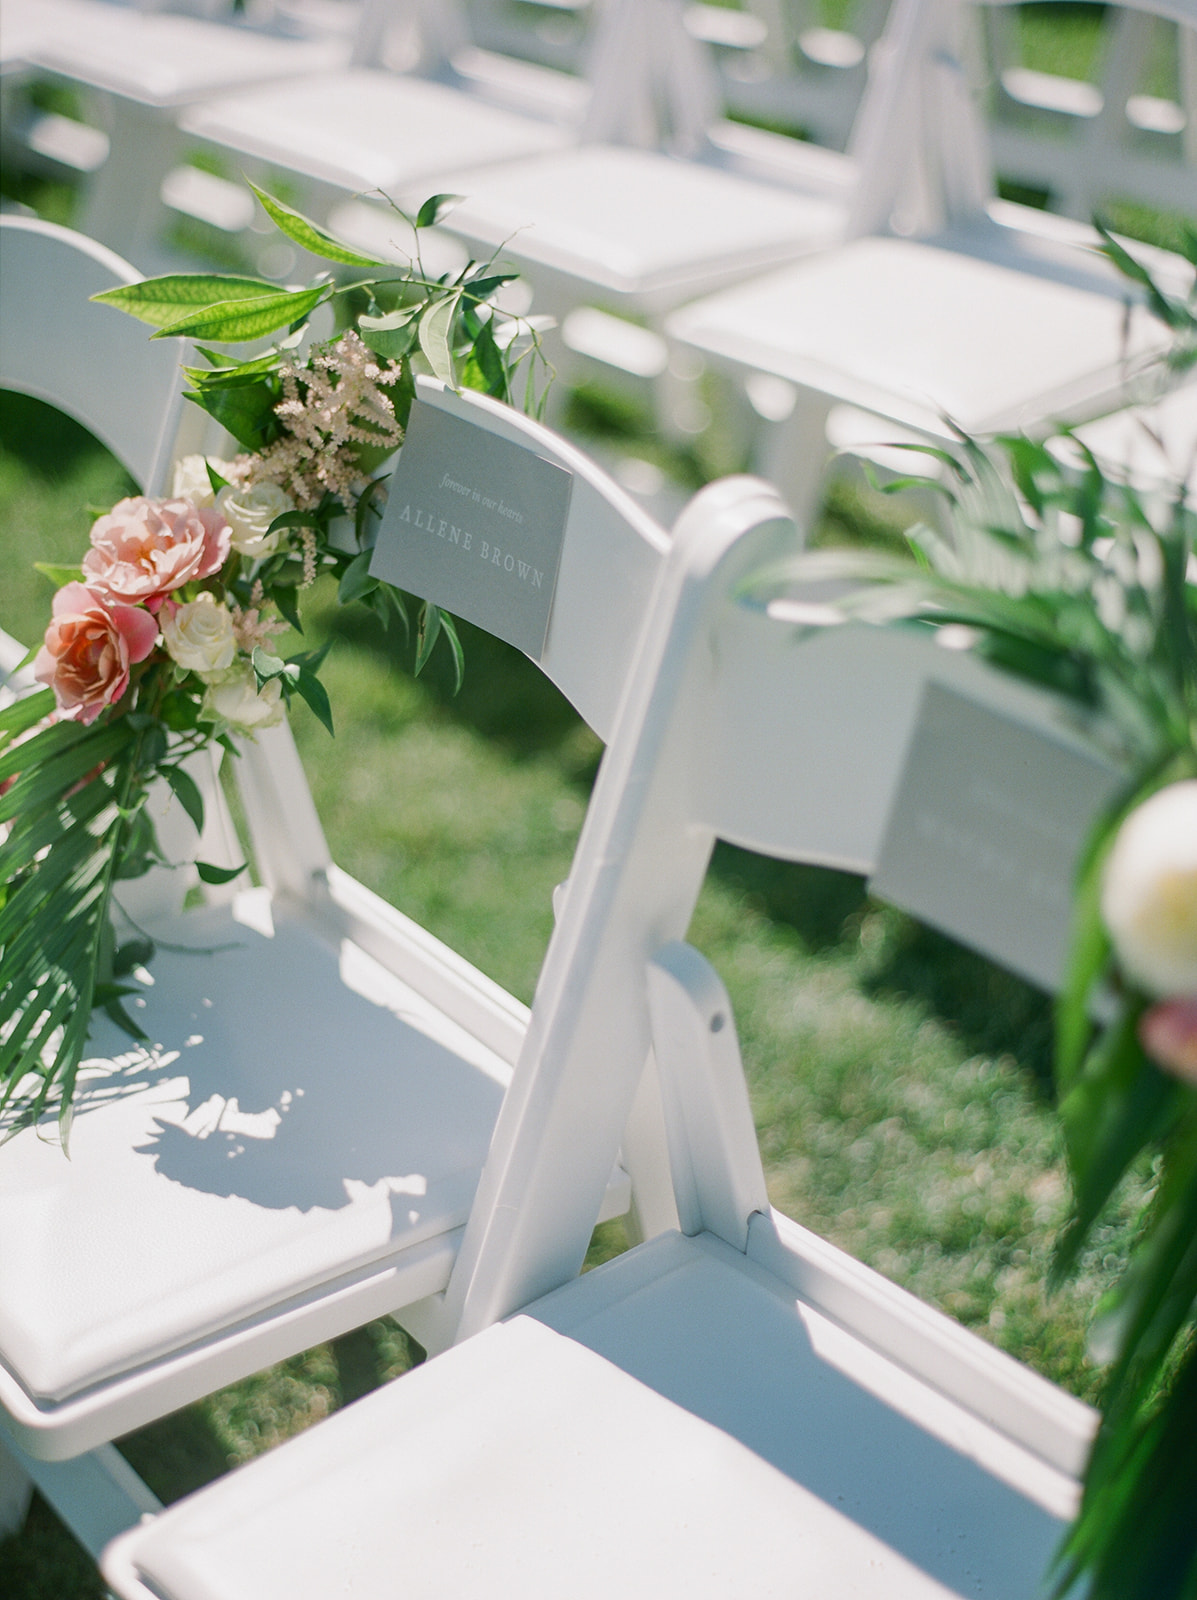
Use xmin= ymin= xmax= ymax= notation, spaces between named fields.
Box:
xmin=871 ymin=682 xmax=1124 ymax=991
xmin=370 ymin=399 xmax=572 ymax=657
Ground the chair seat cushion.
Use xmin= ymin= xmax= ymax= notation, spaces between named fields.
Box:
xmin=0 ymin=891 xmax=508 ymax=1411
xmin=668 ymin=230 xmax=1179 ymax=436
xmin=410 ymin=145 xmax=843 ymax=300
xmin=30 ymin=10 xmax=346 ymax=107
xmin=104 ymin=1232 xmax=1080 ymax=1600
xmin=181 ymin=71 xmax=572 ymax=195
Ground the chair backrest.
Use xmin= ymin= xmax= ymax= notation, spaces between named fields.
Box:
xmin=983 ymin=0 xmax=1197 ymax=222
xmin=0 ymin=215 xmax=185 ymax=495
xmin=351 ymin=0 xmax=721 ymax=152
xmin=846 ymin=0 xmax=1197 ymax=238
xmin=709 ymin=0 xmax=893 ymax=154
xmin=442 ymin=485 xmax=1126 ymax=1339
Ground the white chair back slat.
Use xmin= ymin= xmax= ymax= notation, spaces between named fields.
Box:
xmin=413 ymin=380 xmax=670 ymax=742
xmin=0 ymin=216 xmax=182 ymax=494
xmin=0 ymin=215 xmax=254 ymax=916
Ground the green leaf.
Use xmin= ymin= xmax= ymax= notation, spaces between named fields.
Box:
xmin=292 ymin=668 xmax=334 ymax=736
xmin=0 ymin=687 xmax=54 ymax=742
xmin=33 ymin=562 xmax=82 ymax=588
xmin=251 ymin=648 xmax=287 ymax=686
xmin=183 ymin=380 xmax=281 ymax=453
xmin=416 ymin=193 xmax=464 ymax=229
xmin=463 ymin=270 xmax=519 ymax=302
xmin=337 ymin=550 xmax=379 ymax=605
xmin=460 ymin=313 xmax=507 ymax=399
xmin=438 ymin=609 xmax=466 ymax=694
xmin=92 ymin=273 xmax=280 ymax=328
xmin=206 ymin=459 xmax=231 ymax=496
xmin=196 ymin=860 xmax=246 ymax=885
xmin=247 ymin=182 xmax=385 ymax=268
xmin=414 ymin=601 xmax=443 ymax=677
xmin=418 ymin=290 xmax=462 ymax=386
xmin=162 ymin=763 xmax=205 ymax=835
xmin=358 ymin=305 xmax=420 ymax=360
xmin=154 ymin=284 xmax=332 ymax=344
xmin=272 ymin=585 xmax=302 ymax=635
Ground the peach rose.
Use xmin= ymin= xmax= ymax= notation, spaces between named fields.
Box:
xmin=82 ymin=496 xmax=231 ymax=607
xmin=34 ymin=583 xmax=159 ymax=723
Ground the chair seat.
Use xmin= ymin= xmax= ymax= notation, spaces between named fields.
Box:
xmin=669 ymin=224 xmax=1185 ymax=436
xmin=28 ymin=10 xmax=347 ymax=108
xmin=102 ymin=1230 xmax=1088 ymax=1600
xmin=180 ymin=69 xmax=573 ymax=196
xmin=1070 ymin=379 xmax=1197 ymax=495
xmin=410 ymin=144 xmax=844 ymax=305
xmin=0 ymin=888 xmax=519 ymax=1456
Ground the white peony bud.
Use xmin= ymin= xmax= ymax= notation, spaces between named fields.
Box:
xmin=171 ymin=454 xmax=237 ymax=509
xmin=160 ymin=592 xmax=236 ymax=676
xmin=201 ymin=665 xmax=284 ymax=733
xmin=216 ymin=481 xmax=294 ymax=561
xmin=1101 ymin=780 xmax=1197 ymax=998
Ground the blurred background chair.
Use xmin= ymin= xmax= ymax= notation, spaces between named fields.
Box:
xmin=1 ymin=0 xmax=351 ymax=274
xmin=157 ymin=0 xmax=592 ymax=282
xmin=382 ymin=0 xmax=916 ymax=449
xmin=666 ymin=0 xmax=1195 ymax=527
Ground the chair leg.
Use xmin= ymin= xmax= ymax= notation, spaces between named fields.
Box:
xmin=0 ymin=1434 xmax=33 ymax=1540
xmin=752 ymin=385 xmax=836 ymax=540
xmin=0 ymin=1433 xmax=160 ymax=1560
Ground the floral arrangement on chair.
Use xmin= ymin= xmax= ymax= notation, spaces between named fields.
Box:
xmin=0 ymin=189 xmax=547 ymax=1138
xmin=768 ymin=226 xmax=1197 ymax=1600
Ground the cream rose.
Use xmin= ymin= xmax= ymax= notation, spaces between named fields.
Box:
xmin=160 ymin=592 xmax=236 ymax=676
xmin=216 ymin=481 xmax=294 ymax=560
xmin=201 ymin=666 xmax=284 ymax=733
xmin=170 ymin=454 xmax=237 ymax=508
xmin=1101 ymin=781 xmax=1197 ymax=998
xmin=82 ymin=496 xmax=230 ymax=607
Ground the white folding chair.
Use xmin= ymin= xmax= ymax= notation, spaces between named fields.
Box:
xmin=8 ymin=1 xmax=349 ymax=271
xmin=699 ymin=0 xmax=893 ymax=155
xmin=0 ymin=218 xmax=697 ymax=1560
xmin=101 ymin=464 xmax=1114 ymax=1600
xmin=163 ymin=0 xmax=588 ymax=281
xmin=389 ymin=0 xmax=871 ymax=428
xmin=984 ymin=0 xmax=1196 ymax=223
xmin=667 ymin=0 xmax=1197 ymax=525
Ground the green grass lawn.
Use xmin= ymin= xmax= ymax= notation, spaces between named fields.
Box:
xmin=0 ymin=383 xmax=1149 ymax=1597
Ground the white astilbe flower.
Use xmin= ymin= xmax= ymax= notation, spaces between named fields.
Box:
xmin=230 ymin=600 xmax=289 ymax=657
xmin=247 ymin=330 xmax=404 ymax=512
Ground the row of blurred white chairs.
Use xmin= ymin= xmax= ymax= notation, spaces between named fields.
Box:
xmin=2 ymin=0 xmax=1193 ymax=534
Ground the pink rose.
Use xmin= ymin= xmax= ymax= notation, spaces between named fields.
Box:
xmin=81 ymin=496 xmax=231 ymax=607
xmin=1140 ymin=998 xmax=1197 ymax=1086
xmin=34 ymin=583 xmax=159 ymax=723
